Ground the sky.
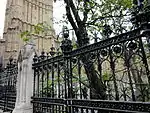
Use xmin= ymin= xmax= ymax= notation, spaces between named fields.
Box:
xmin=0 ymin=0 xmax=7 ymax=37
xmin=0 ymin=0 xmax=65 ymax=37
xmin=53 ymin=1 xmax=65 ymax=35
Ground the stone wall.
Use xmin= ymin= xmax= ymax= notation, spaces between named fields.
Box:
xmin=0 ymin=39 xmax=5 ymax=67
xmin=2 ymin=0 xmax=56 ymax=66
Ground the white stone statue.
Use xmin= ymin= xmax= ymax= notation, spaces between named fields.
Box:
xmin=12 ymin=41 xmax=36 ymax=113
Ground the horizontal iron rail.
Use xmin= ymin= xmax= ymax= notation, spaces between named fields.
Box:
xmin=69 ymin=29 xmax=142 ymax=57
xmin=32 ymin=55 xmax=63 ymax=68
xmin=32 ymin=97 xmax=150 ymax=112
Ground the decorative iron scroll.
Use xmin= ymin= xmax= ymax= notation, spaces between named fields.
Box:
xmin=69 ymin=28 xmax=141 ymax=57
xmin=32 ymin=55 xmax=63 ymax=68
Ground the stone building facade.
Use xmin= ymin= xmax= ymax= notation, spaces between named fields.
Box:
xmin=0 ymin=0 xmax=56 ymax=66
xmin=0 ymin=39 xmax=5 ymax=67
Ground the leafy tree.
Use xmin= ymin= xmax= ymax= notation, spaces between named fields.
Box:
xmin=20 ymin=22 xmax=52 ymax=43
xmin=54 ymin=0 xmax=137 ymax=99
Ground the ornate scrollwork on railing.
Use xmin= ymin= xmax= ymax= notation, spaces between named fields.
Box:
xmin=69 ymin=28 xmax=141 ymax=57
xmin=32 ymin=3 xmax=150 ymax=113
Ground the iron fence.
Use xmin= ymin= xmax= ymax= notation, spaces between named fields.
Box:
xmin=31 ymin=4 xmax=150 ymax=113
xmin=0 ymin=58 xmax=17 ymax=112
xmin=32 ymin=97 xmax=150 ymax=113
xmin=32 ymin=24 xmax=150 ymax=113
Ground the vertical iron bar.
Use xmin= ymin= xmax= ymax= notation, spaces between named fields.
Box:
xmin=139 ymin=37 xmax=150 ymax=83
xmin=69 ymin=58 xmax=72 ymax=113
xmin=33 ymin=69 xmax=36 ymax=96
xmin=66 ymin=59 xmax=70 ymax=98
xmin=49 ymin=65 xmax=52 ymax=97
xmin=109 ymin=47 xmax=119 ymax=100
xmin=57 ymin=62 xmax=61 ymax=113
xmin=78 ymin=58 xmax=82 ymax=99
xmin=41 ymin=69 xmax=44 ymax=97
xmin=70 ymin=58 xmax=73 ymax=98
xmin=52 ymin=62 xmax=54 ymax=98
xmin=62 ymin=85 xmax=64 ymax=98
xmin=5 ymin=65 xmax=9 ymax=111
xmin=124 ymin=48 xmax=135 ymax=101
xmin=52 ymin=62 xmax=54 ymax=113
xmin=66 ymin=58 xmax=72 ymax=113
xmin=64 ymin=58 xmax=68 ymax=113
xmin=58 ymin=62 xmax=60 ymax=98
xmin=46 ymin=66 xmax=49 ymax=97
xmin=127 ymin=66 xmax=135 ymax=101
xmin=37 ymin=70 xmax=40 ymax=97
xmin=64 ymin=59 xmax=67 ymax=99
xmin=122 ymin=84 xmax=127 ymax=101
xmin=97 ymin=51 xmax=103 ymax=84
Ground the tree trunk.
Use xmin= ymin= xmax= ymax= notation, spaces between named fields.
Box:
xmin=81 ymin=54 xmax=107 ymax=99
xmin=64 ymin=0 xmax=107 ymax=99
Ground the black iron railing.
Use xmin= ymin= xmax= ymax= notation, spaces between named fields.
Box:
xmin=31 ymin=4 xmax=150 ymax=113
xmin=32 ymin=97 xmax=150 ymax=113
xmin=0 ymin=58 xmax=17 ymax=112
xmin=32 ymin=26 xmax=150 ymax=113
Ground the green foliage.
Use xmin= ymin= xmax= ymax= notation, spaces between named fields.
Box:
xmin=103 ymin=71 xmax=111 ymax=81
xmin=19 ymin=22 xmax=52 ymax=43
xmin=34 ymin=23 xmax=44 ymax=34
xmin=104 ymin=0 xmax=132 ymax=9
xmin=72 ymin=43 xmax=78 ymax=49
xmin=20 ymin=31 xmax=30 ymax=42
xmin=60 ymin=0 xmax=134 ymax=40
xmin=34 ymin=22 xmax=51 ymax=34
